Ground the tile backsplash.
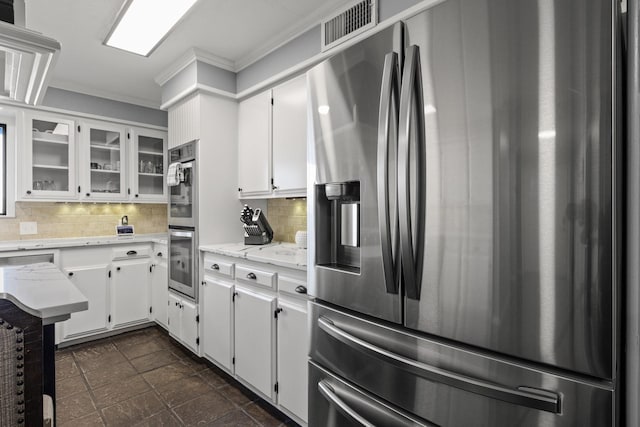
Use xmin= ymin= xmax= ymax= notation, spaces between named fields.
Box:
xmin=267 ymin=198 xmax=307 ymax=243
xmin=0 ymin=202 xmax=167 ymax=241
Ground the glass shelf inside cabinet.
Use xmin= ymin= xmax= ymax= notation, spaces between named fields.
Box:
xmin=90 ymin=128 xmax=121 ymax=193
xmin=31 ymin=119 xmax=70 ymax=192
xmin=137 ymin=135 xmax=164 ymax=195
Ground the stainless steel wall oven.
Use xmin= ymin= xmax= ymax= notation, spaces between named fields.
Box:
xmin=168 ymin=141 xmax=198 ymax=301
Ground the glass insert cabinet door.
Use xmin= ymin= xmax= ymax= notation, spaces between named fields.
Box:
xmin=24 ymin=115 xmax=76 ymax=199
xmin=132 ymin=128 xmax=166 ymax=201
xmin=82 ymin=122 xmax=126 ymax=200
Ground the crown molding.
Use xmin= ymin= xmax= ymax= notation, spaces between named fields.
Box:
xmin=160 ymin=82 xmax=235 ymax=110
xmin=48 ymin=79 xmax=162 ymax=109
xmin=155 ymin=47 xmax=235 ymax=86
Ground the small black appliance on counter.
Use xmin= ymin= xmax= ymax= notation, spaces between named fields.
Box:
xmin=240 ymin=204 xmax=273 ymax=245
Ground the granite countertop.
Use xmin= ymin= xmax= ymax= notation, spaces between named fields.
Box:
xmin=0 ymin=233 xmax=168 ymax=253
xmin=200 ymin=242 xmax=307 ymax=271
xmin=0 ymin=262 xmax=88 ymax=325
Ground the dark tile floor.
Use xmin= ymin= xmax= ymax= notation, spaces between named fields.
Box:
xmin=55 ymin=326 xmax=296 ymax=427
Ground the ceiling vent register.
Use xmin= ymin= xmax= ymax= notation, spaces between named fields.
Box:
xmin=321 ymin=0 xmax=377 ymax=52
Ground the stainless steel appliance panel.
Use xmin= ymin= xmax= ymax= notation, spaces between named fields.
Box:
xmin=310 ymin=302 xmax=614 ymax=427
xmin=308 ymin=23 xmax=404 ymax=323
xmin=168 ymin=141 xmax=197 ymax=228
xmin=402 ymin=0 xmax=615 ymax=379
xmin=168 ymin=227 xmax=197 ymax=300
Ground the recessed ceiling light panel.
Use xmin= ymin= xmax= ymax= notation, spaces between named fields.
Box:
xmin=104 ymin=0 xmax=198 ymax=57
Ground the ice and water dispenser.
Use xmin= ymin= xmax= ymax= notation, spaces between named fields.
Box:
xmin=315 ymin=181 xmax=361 ymax=273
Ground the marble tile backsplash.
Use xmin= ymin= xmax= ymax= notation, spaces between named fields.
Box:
xmin=267 ymin=198 xmax=307 ymax=244
xmin=0 ymin=202 xmax=167 ymax=241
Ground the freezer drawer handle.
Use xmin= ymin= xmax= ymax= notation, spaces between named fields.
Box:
xmin=318 ymin=380 xmax=375 ymax=427
xmin=318 ymin=379 xmax=431 ymax=427
xmin=318 ymin=317 xmax=561 ymax=414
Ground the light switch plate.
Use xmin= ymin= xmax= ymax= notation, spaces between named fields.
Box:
xmin=19 ymin=221 xmax=37 ymax=235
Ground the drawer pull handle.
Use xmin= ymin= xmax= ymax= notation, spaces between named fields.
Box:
xmin=68 ymin=272 xmax=74 ymax=277
xmin=295 ymin=285 xmax=307 ymax=294
xmin=211 ymin=264 xmax=220 ymax=270
xmin=246 ymin=272 xmax=257 ymax=280
xmin=157 ymin=252 xmax=163 ymax=257
xmin=126 ymin=250 xmax=137 ymax=256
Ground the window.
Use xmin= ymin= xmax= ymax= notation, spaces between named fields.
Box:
xmin=0 ymin=123 xmax=5 ymax=216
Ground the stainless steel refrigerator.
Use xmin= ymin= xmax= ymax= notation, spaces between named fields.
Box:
xmin=307 ymin=0 xmax=621 ymax=425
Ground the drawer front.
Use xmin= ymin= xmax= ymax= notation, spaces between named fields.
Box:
xmin=203 ymin=255 xmax=234 ymax=278
xmin=236 ymin=264 xmax=276 ymax=289
xmin=112 ymin=246 xmax=151 ymax=260
xmin=279 ymin=275 xmax=308 ymax=298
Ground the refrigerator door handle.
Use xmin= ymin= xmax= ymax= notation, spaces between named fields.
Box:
xmin=318 ymin=317 xmax=561 ymax=414
xmin=377 ymin=51 xmax=401 ymax=295
xmin=318 ymin=380 xmax=376 ymax=427
xmin=398 ymin=45 xmax=426 ymax=300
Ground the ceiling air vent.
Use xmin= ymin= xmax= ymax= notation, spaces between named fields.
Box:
xmin=321 ymin=0 xmax=377 ymax=52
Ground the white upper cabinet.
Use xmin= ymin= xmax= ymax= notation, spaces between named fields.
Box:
xmin=237 ymin=90 xmax=272 ymax=197
xmin=19 ymin=108 xmax=167 ymax=203
xmin=79 ymin=121 xmax=127 ymax=200
xmin=130 ymin=127 xmax=167 ymax=202
xmin=272 ymin=74 xmax=307 ymax=196
xmin=237 ymin=74 xmax=308 ymax=199
xmin=21 ymin=113 xmax=77 ymax=200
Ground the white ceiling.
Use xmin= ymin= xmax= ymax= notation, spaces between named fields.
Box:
xmin=24 ymin=0 xmax=351 ymax=108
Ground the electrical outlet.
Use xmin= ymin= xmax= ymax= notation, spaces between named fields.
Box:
xmin=19 ymin=221 xmax=37 ymax=235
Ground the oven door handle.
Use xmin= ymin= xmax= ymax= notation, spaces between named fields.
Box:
xmin=318 ymin=317 xmax=561 ymax=414
xmin=170 ymin=230 xmax=194 ymax=238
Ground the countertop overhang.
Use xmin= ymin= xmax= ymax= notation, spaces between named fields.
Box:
xmin=200 ymin=242 xmax=307 ymax=271
xmin=0 ymin=262 xmax=88 ymax=325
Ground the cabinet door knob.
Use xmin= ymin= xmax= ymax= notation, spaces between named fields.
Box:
xmin=246 ymin=272 xmax=257 ymax=280
xmin=26 ymin=190 xmax=31 ymax=195
xmin=86 ymin=193 xmax=90 ymax=197
xmin=116 ymin=267 xmax=121 ymax=271
xmin=157 ymin=252 xmax=163 ymax=257
xmin=68 ymin=272 xmax=74 ymax=277
xmin=295 ymin=285 xmax=307 ymax=294
xmin=212 ymin=264 xmax=220 ymax=270
xmin=135 ymin=194 xmax=139 ymax=198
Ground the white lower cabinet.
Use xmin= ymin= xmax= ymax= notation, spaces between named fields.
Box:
xmin=202 ymin=277 xmax=234 ymax=372
xmin=111 ymin=259 xmax=150 ymax=328
xmin=276 ymin=298 xmax=308 ymax=423
xmin=56 ymin=243 xmax=156 ymax=345
xmin=151 ymin=244 xmax=168 ymax=328
xmin=199 ymin=251 xmax=309 ymax=425
xmin=168 ymin=291 xmax=199 ymax=353
xmin=234 ymin=286 xmax=277 ymax=400
xmin=60 ymin=264 xmax=110 ymax=340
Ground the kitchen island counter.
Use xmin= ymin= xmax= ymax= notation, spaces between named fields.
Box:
xmin=0 ymin=262 xmax=88 ymax=419
xmin=0 ymin=262 xmax=88 ymax=325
